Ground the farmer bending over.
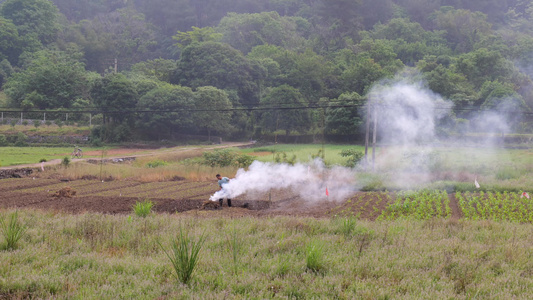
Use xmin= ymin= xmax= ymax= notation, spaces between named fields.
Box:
xmin=216 ymin=174 xmax=232 ymax=207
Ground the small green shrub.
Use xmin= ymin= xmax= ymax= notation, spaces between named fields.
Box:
xmin=0 ymin=211 xmax=27 ymax=251
xmin=45 ymin=120 xmax=52 ymax=126
xmin=10 ymin=119 xmax=16 ymax=127
xmin=340 ymin=149 xmax=364 ymax=167
xmin=202 ymin=149 xmax=234 ymax=167
xmin=21 ymin=120 xmax=28 ymax=126
xmin=202 ymin=149 xmax=254 ymax=167
xmin=235 ymin=153 xmax=254 ymax=167
xmin=305 ymin=240 xmax=324 ymax=272
xmin=0 ymin=134 xmax=7 ymax=146
xmin=61 ymin=156 xmax=70 ymax=168
xmin=90 ymin=137 xmax=103 ymax=147
xmin=274 ymin=152 xmax=296 ymax=165
xmin=133 ymin=200 xmax=154 ymax=217
xmin=159 ymin=228 xmax=206 ymax=285
xmin=14 ymin=132 xmax=28 ymax=147
xmin=34 ymin=121 xmax=41 ymax=128
xmin=39 ymin=158 xmax=47 ymax=163
xmin=311 ymin=149 xmax=324 ymax=160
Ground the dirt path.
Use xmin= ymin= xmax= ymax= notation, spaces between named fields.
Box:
xmin=0 ymin=142 xmax=254 ymax=170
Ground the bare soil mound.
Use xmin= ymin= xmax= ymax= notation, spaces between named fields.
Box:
xmin=201 ymin=200 xmax=220 ymax=210
xmin=51 ymin=187 xmax=77 ymax=198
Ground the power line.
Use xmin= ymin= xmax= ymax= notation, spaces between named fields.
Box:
xmin=0 ymin=103 xmax=532 ymax=115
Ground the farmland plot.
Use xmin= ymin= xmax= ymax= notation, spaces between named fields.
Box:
xmin=380 ymin=190 xmax=452 ymax=220
xmin=2 ymin=177 xmax=533 ymax=221
xmin=457 ymin=191 xmax=533 ymax=222
xmin=330 ymin=192 xmax=394 ymax=219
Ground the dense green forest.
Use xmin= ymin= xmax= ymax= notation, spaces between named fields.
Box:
xmin=0 ymin=0 xmax=533 ymax=142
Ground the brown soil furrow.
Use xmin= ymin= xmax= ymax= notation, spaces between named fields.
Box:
xmin=448 ymin=193 xmax=463 ymax=219
xmin=0 ymin=179 xmax=59 ymax=192
xmin=74 ymin=182 xmax=143 ymax=195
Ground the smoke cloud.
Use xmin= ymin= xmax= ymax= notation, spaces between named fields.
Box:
xmin=209 ymin=76 xmax=520 ymax=201
xmin=210 ymin=159 xmax=357 ymax=203
xmin=368 ymin=81 xmax=453 ymax=145
xmin=365 ymin=76 xmax=519 ymax=188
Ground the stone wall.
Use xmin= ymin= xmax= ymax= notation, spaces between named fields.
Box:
xmin=0 ymin=168 xmax=34 ymax=179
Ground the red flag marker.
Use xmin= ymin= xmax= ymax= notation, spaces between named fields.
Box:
xmin=521 ymin=192 xmax=530 ymax=199
xmin=326 ymin=187 xmax=329 ymax=197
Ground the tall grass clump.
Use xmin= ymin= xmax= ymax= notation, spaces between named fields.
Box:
xmin=340 ymin=216 xmax=357 ymax=238
xmin=159 ymin=228 xmax=206 ymax=285
xmin=305 ymin=240 xmax=325 ymax=272
xmin=226 ymin=223 xmax=242 ymax=274
xmin=132 ymin=199 xmax=154 ymax=217
xmin=0 ymin=211 xmax=28 ymax=250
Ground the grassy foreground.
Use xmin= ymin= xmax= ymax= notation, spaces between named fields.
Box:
xmin=1 ymin=210 xmax=533 ymax=299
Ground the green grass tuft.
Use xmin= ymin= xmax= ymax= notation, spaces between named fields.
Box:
xmin=159 ymin=228 xmax=206 ymax=285
xmin=132 ymin=199 xmax=154 ymax=217
xmin=0 ymin=211 xmax=27 ymax=250
xmin=305 ymin=240 xmax=325 ymax=273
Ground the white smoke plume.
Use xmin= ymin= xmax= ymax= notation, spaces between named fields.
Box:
xmin=361 ymin=80 xmax=455 ymax=187
xmin=365 ymin=77 xmax=518 ymax=188
xmin=209 ymin=159 xmax=357 ymax=203
xmin=368 ymin=81 xmax=453 ymax=145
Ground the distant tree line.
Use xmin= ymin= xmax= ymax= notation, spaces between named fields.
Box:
xmin=1 ymin=0 xmax=533 ymax=142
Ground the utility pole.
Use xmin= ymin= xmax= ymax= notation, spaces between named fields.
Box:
xmin=114 ymin=58 xmax=118 ymax=73
xmin=372 ymin=106 xmax=378 ymax=171
xmin=322 ymin=107 xmax=325 ymax=161
xmin=364 ymin=104 xmax=370 ymax=170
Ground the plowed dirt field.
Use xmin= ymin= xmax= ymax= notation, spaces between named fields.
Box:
xmin=0 ymin=178 xmax=464 ymax=219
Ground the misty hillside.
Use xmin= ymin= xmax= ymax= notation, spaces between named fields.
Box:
xmin=0 ymin=0 xmax=532 ymax=142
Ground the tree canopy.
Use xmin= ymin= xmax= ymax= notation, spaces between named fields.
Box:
xmin=1 ymin=0 xmax=533 ymax=141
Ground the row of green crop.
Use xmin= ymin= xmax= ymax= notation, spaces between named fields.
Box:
xmin=379 ymin=190 xmax=533 ymax=223
xmin=457 ymin=191 xmax=533 ymax=222
xmin=379 ymin=190 xmax=451 ymax=220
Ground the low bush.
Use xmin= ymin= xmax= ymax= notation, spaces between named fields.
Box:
xmin=274 ymin=152 xmax=296 ymax=165
xmin=14 ymin=132 xmax=28 ymax=147
xmin=61 ymin=156 xmax=70 ymax=168
xmin=0 ymin=134 xmax=7 ymax=146
xmin=340 ymin=149 xmax=364 ymax=167
xmin=202 ymin=149 xmax=253 ymax=168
